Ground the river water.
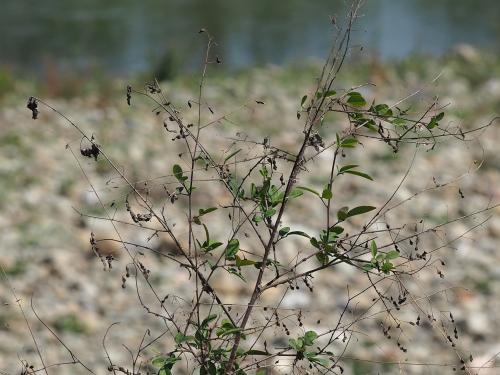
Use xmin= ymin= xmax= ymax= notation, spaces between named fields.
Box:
xmin=1 ymin=0 xmax=499 ymax=75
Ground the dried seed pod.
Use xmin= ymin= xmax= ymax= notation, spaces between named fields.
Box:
xmin=80 ymin=143 xmax=100 ymax=161
xmin=126 ymin=85 xmax=132 ymax=105
xmin=27 ymin=97 xmax=39 ymax=119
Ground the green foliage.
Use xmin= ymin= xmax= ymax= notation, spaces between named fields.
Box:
xmin=225 ymin=239 xmax=240 ymax=261
xmin=337 ymin=205 xmax=376 ymax=222
xmin=364 ymin=240 xmax=400 ymax=274
xmin=346 ymin=91 xmax=367 ymax=107
xmin=338 ymin=164 xmax=373 ymax=181
xmin=289 ymin=331 xmax=330 ymax=367
xmin=173 ymin=164 xmax=188 ymax=184
xmin=152 ymin=354 xmax=180 ymax=375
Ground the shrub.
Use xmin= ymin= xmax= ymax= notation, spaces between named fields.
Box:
xmin=17 ymin=1 xmax=498 ymax=374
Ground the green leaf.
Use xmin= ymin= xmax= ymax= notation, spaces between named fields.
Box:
xmin=264 ymin=208 xmax=276 ymax=217
xmin=279 ymin=227 xmax=290 ymax=236
xmin=363 ymin=263 xmax=376 ymax=271
xmin=216 ymin=319 xmax=235 ymax=335
xmin=235 ymin=256 xmax=256 ymax=267
xmin=287 ymin=231 xmax=311 ymax=239
xmin=427 ymin=120 xmax=438 ymax=129
xmin=303 ymin=331 xmax=318 ymax=346
xmin=201 ymin=363 xmax=217 ymax=375
xmin=173 ymin=164 xmax=185 ymax=182
xmin=253 ymin=214 xmax=263 ymax=223
xmin=289 ymin=338 xmax=300 ymax=351
xmin=340 ymin=138 xmax=358 ymax=148
xmin=317 ymin=90 xmax=337 ymax=99
xmin=296 ymin=186 xmax=320 ymax=197
xmin=381 ymin=261 xmax=394 ymax=274
xmin=328 ymin=226 xmax=344 ymax=235
xmin=346 ymin=91 xmax=366 ymax=107
xmin=372 ymin=103 xmax=393 ymax=117
xmin=225 ymin=239 xmax=240 ymax=260
xmin=320 ymin=229 xmax=338 ymax=245
xmin=300 ymin=95 xmax=308 ymax=107
xmin=288 ymin=188 xmax=304 ymax=199
xmin=427 ymin=112 xmax=445 ymax=129
xmin=321 ymin=187 xmax=333 ymax=200
xmin=201 ymin=314 xmax=217 ymax=328
xmin=343 ymin=170 xmax=373 ymax=181
xmin=310 ymin=237 xmax=320 ymax=249
xmin=316 ymin=251 xmax=329 ymax=265
xmin=371 ymin=241 xmax=378 ymax=258
xmin=391 ymin=117 xmax=407 ymax=127
xmin=289 ymin=337 xmax=305 ymax=351
xmin=385 ymin=250 xmax=400 ymax=260
xmin=307 ymin=355 xmax=330 ymax=367
xmin=345 ymin=205 xmax=376 ymax=219
xmin=229 ymin=177 xmax=244 ymax=198
xmin=198 ymin=207 xmax=217 ymax=216
xmin=259 ymin=166 xmax=269 ymax=178
xmin=174 ymin=333 xmax=195 ymax=345
xmin=297 ymin=337 xmax=304 ymax=349
xmin=224 ymin=149 xmax=242 ymax=163
xmin=269 ymin=186 xmax=284 ymax=206
xmin=219 ymin=327 xmax=243 ymax=338
xmin=363 ymin=118 xmax=378 ymax=131
xmin=337 ymin=206 xmax=349 ymax=221
xmin=242 ymin=349 xmax=269 ymax=356
xmin=202 ymin=223 xmax=210 ymax=243
xmin=152 ymin=357 xmax=166 ymax=368
xmin=204 ymin=241 xmax=223 ymax=252
xmin=216 ymin=320 xmax=243 ymax=338
xmin=339 ymin=164 xmax=359 ymax=173
xmin=152 ymin=355 xmax=179 ymax=375
xmin=227 ymin=267 xmax=246 ymax=282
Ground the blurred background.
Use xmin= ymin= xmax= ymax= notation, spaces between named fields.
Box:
xmin=0 ymin=1 xmax=499 ymax=375
xmin=1 ymin=0 xmax=500 ymax=77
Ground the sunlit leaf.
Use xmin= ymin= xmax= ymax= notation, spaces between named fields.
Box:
xmin=235 ymin=256 xmax=256 ymax=267
xmin=343 ymin=170 xmax=373 ymax=181
xmin=346 ymin=91 xmax=366 ymax=107
xmin=345 ymin=205 xmax=376 ymax=219
xmin=304 ymin=331 xmax=318 ymax=346
xmin=339 ymin=164 xmax=359 ymax=173
xmin=321 ymin=187 xmax=333 ymax=200
xmin=279 ymin=227 xmax=290 ymax=236
xmin=296 ymin=186 xmax=320 ymax=197
xmin=385 ymin=250 xmax=400 ymax=260
xmin=371 ymin=241 xmax=378 ymax=258
xmin=173 ymin=164 xmax=184 ymax=182
xmin=225 ymin=239 xmax=240 ymax=260
xmin=337 ymin=206 xmax=349 ymax=221
xmin=198 ymin=207 xmax=217 ymax=216
xmin=340 ymin=138 xmax=358 ymax=148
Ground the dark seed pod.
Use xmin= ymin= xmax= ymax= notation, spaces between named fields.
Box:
xmin=27 ymin=97 xmax=39 ymax=119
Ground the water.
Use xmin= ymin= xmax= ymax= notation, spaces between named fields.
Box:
xmin=1 ymin=0 xmax=499 ymax=75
